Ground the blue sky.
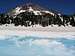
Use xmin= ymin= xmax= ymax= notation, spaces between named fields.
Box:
xmin=0 ymin=0 xmax=75 ymax=15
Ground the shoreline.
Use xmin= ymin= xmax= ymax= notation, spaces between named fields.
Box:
xmin=0 ymin=29 xmax=75 ymax=39
xmin=0 ymin=25 xmax=75 ymax=39
xmin=0 ymin=25 xmax=75 ymax=32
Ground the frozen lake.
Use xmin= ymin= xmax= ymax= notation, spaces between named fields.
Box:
xmin=0 ymin=35 xmax=75 ymax=56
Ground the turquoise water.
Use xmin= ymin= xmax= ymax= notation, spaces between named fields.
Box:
xmin=0 ymin=36 xmax=75 ymax=56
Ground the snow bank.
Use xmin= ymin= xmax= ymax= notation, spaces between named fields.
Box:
xmin=0 ymin=30 xmax=75 ymax=40
xmin=0 ymin=25 xmax=75 ymax=40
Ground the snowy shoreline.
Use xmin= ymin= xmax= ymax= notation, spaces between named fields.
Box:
xmin=0 ymin=25 xmax=75 ymax=39
xmin=0 ymin=30 xmax=75 ymax=40
xmin=0 ymin=25 xmax=75 ymax=32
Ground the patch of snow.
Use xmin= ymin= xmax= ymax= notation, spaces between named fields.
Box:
xmin=33 ymin=11 xmax=42 ymax=15
xmin=59 ymin=16 xmax=63 ymax=22
xmin=43 ymin=11 xmax=55 ymax=16
xmin=19 ymin=10 xmax=26 ymax=13
xmin=28 ymin=7 xmax=34 ymax=12
xmin=14 ymin=7 xmax=26 ymax=15
xmin=58 ymin=13 xmax=61 ymax=16
xmin=15 ymin=7 xmax=21 ymax=11
xmin=15 ymin=7 xmax=21 ymax=15
xmin=73 ymin=16 xmax=75 ymax=21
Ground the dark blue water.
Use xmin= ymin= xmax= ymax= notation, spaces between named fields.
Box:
xmin=0 ymin=36 xmax=75 ymax=56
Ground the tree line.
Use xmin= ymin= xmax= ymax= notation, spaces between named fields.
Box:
xmin=0 ymin=12 xmax=75 ymax=27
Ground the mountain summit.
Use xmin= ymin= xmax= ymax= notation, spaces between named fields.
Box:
xmin=8 ymin=3 xmax=60 ymax=17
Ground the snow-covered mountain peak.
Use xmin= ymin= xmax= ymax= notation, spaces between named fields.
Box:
xmin=8 ymin=3 xmax=60 ymax=16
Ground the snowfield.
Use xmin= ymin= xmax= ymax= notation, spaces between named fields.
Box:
xmin=0 ymin=25 xmax=75 ymax=40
